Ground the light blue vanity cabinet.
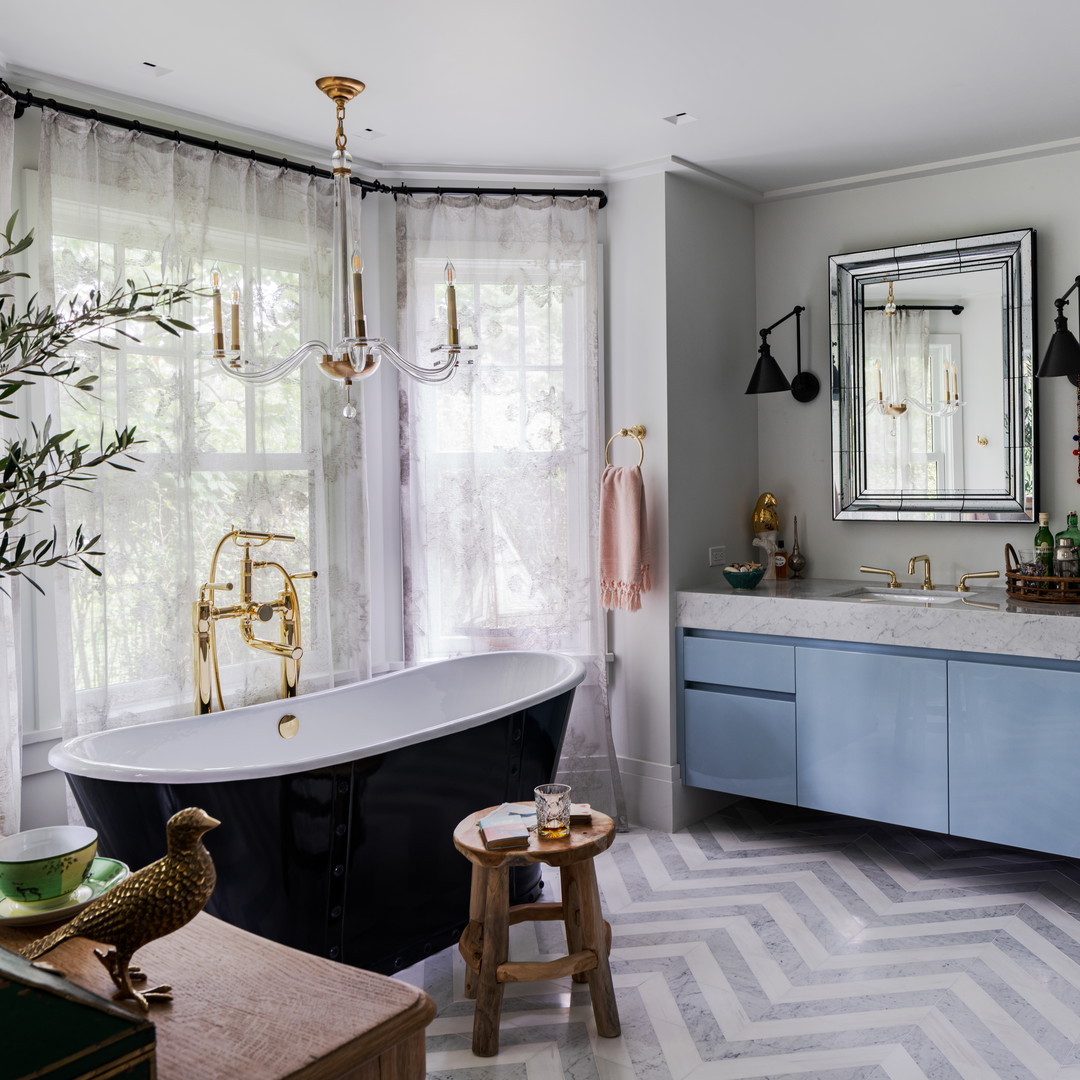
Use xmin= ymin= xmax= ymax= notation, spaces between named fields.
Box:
xmin=949 ymin=660 xmax=1080 ymax=858
xmin=678 ymin=619 xmax=1080 ymax=857
xmin=679 ymin=632 xmax=797 ymax=803
xmin=795 ymin=647 xmax=949 ymax=832
xmin=678 ymin=580 xmax=1080 ymax=858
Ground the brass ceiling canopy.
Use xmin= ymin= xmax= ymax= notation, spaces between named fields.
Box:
xmin=315 ymin=76 xmax=366 ymax=105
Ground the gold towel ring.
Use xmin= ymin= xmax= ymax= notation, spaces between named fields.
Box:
xmin=605 ymin=425 xmax=646 ymax=467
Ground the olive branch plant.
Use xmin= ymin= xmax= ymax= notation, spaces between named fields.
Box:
xmin=0 ymin=212 xmax=200 ymax=591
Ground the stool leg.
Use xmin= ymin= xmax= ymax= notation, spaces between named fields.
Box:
xmin=472 ymin=865 xmax=509 ymax=1057
xmin=564 ymin=860 xmax=620 ymax=1038
xmin=463 ymin=864 xmax=487 ymax=1000
xmin=559 ymin=864 xmax=588 ymax=984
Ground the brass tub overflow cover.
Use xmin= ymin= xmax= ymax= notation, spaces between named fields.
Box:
xmin=278 ymin=713 xmax=300 ymax=739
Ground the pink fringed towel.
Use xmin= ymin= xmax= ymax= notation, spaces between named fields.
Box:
xmin=599 ymin=465 xmax=652 ymax=611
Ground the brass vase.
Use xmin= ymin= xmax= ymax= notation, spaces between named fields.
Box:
xmin=789 ymin=515 xmax=807 ymax=578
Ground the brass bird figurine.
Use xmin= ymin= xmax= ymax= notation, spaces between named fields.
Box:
xmin=21 ymin=806 xmax=219 ymax=1012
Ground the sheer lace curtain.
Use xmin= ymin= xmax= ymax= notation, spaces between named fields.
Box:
xmin=865 ymin=308 xmax=930 ymax=490
xmin=397 ymin=193 xmax=626 ymax=828
xmin=35 ymin=110 xmax=369 ymax=755
xmin=0 ymin=92 xmax=20 ymax=833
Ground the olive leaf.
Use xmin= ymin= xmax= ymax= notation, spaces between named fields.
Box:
xmin=0 ymin=212 xmax=202 ymax=590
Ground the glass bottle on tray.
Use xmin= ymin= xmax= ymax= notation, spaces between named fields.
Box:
xmin=1054 ymin=511 xmax=1080 ymax=570
xmin=1034 ymin=512 xmax=1053 ymax=574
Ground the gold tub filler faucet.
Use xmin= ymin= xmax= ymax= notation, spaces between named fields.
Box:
xmin=192 ymin=528 xmax=317 ymax=714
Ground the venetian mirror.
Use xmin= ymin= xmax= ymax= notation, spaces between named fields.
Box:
xmin=830 ymin=228 xmax=1036 ymax=522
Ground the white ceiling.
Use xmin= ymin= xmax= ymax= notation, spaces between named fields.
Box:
xmin=3 ymin=0 xmax=1080 ymax=196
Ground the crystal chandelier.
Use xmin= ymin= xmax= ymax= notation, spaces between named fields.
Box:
xmin=868 ymin=282 xmax=963 ymax=419
xmin=210 ymin=76 xmax=475 ymax=417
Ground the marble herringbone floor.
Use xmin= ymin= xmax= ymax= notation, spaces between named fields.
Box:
xmin=398 ymin=798 xmax=1080 ymax=1080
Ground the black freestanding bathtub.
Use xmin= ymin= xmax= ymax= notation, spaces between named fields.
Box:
xmin=49 ymin=651 xmax=582 ymax=974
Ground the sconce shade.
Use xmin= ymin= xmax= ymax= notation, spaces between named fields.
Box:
xmin=1038 ymin=316 xmax=1080 ymax=378
xmin=745 ymin=343 xmax=792 ymax=394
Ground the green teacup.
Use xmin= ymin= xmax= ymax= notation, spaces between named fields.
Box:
xmin=0 ymin=825 xmax=98 ymax=907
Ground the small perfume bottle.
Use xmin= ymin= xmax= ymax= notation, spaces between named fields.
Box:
xmin=773 ymin=540 xmax=789 ymax=579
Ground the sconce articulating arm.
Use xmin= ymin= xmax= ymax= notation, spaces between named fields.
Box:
xmin=1039 ymin=275 xmax=1080 ymax=384
xmin=745 ymin=304 xmax=819 ymax=402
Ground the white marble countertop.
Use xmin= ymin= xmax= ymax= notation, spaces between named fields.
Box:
xmin=676 ymin=578 xmax=1080 ymax=663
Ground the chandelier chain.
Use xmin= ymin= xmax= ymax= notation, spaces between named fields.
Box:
xmin=335 ymin=104 xmax=348 ymax=153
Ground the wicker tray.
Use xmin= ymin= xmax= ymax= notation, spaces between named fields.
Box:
xmin=1004 ymin=542 xmax=1080 ymax=603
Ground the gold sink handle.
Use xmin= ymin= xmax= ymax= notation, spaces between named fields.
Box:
xmin=955 ymin=570 xmax=1001 ymax=592
xmin=859 ymin=565 xmax=902 ymax=588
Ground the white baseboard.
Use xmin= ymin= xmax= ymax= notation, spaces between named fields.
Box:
xmin=617 ymin=755 xmax=734 ymax=832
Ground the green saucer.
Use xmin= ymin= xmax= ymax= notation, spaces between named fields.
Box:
xmin=0 ymin=856 xmax=129 ymax=927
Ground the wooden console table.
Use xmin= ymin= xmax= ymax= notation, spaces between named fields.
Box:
xmin=1 ymin=910 xmax=436 ymax=1079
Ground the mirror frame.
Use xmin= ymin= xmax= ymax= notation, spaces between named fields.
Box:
xmin=830 ymin=228 xmax=1036 ymax=522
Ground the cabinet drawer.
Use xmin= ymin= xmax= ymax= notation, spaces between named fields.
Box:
xmin=683 ymin=636 xmax=794 ymax=692
xmin=683 ymin=687 xmax=796 ymax=804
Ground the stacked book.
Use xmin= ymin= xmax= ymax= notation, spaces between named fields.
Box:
xmin=478 ymin=804 xmax=532 ymax=850
xmin=477 ymin=801 xmax=593 ymax=850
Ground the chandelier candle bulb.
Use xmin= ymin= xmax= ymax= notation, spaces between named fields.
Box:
xmin=952 ymin=364 xmax=959 ymax=402
xmin=210 ymin=265 xmax=224 ymax=355
xmin=876 ymin=361 xmax=883 ymax=400
xmin=351 ymin=248 xmax=366 ymax=338
xmin=230 ymin=285 xmax=240 ymax=353
xmin=445 ymin=260 xmax=458 ymax=347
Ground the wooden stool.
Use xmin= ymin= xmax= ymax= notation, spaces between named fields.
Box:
xmin=452 ymin=806 xmax=621 ymax=1057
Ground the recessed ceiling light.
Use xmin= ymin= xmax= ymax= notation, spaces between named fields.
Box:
xmin=355 ymin=128 xmax=385 ymax=141
xmin=662 ymin=112 xmax=697 ymax=126
xmin=141 ymin=62 xmax=174 ymax=77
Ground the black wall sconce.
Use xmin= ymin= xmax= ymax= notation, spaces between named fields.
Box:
xmin=744 ymin=304 xmax=819 ymax=402
xmin=1038 ymin=275 xmax=1080 ymax=385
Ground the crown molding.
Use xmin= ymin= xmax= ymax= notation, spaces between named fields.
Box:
xmin=762 ymin=136 xmax=1080 ymax=201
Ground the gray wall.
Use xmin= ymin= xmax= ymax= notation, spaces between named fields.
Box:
xmin=605 ymin=169 xmax=756 ymax=830
xmin=754 ymin=150 xmax=1080 ymax=584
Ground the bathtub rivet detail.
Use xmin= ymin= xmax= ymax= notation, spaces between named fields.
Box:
xmin=338 ymin=781 xmax=349 ymax=794
xmin=277 ymin=713 xmax=300 ymax=739
xmin=328 ymin=945 xmax=340 ymax=959
xmin=330 ymin=905 xmax=343 ymax=919
xmin=333 ymin=863 xmax=345 ymax=876
xmin=335 ymin=823 xmax=347 ymax=836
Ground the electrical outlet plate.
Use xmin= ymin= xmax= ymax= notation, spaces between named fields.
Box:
xmin=708 ymin=545 xmax=727 ymax=568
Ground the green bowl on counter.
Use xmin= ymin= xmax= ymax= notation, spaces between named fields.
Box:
xmin=722 ymin=567 xmax=765 ymax=591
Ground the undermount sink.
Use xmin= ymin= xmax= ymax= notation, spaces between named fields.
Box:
xmin=836 ymin=587 xmax=962 ymax=605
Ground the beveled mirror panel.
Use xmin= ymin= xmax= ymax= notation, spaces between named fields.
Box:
xmin=830 ymin=229 xmax=1036 ymax=522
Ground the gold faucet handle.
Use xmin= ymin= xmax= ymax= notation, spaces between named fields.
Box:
xmin=955 ymin=570 xmax=1001 ymax=592
xmin=233 ymin=529 xmax=296 ymax=546
xmin=204 ymin=580 xmax=234 ymax=592
xmin=291 ymin=571 xmax=318 ymax=581
xmin=859 ymin=565 xmax=901 ymax=588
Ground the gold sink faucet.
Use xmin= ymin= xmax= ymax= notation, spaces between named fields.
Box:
xmin=192 ymin=528 xmax=317 ymax=714
xmin=908 ymin=554 xmax=934 ymax=590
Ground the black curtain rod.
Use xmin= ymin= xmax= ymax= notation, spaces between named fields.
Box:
xmin=0 ymin=78 xmax=608 ymax=208
xmin=865 ymin=304 xmax=965 ymax=314
xmin=391 ymin=183 xmax=607 ymax=208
